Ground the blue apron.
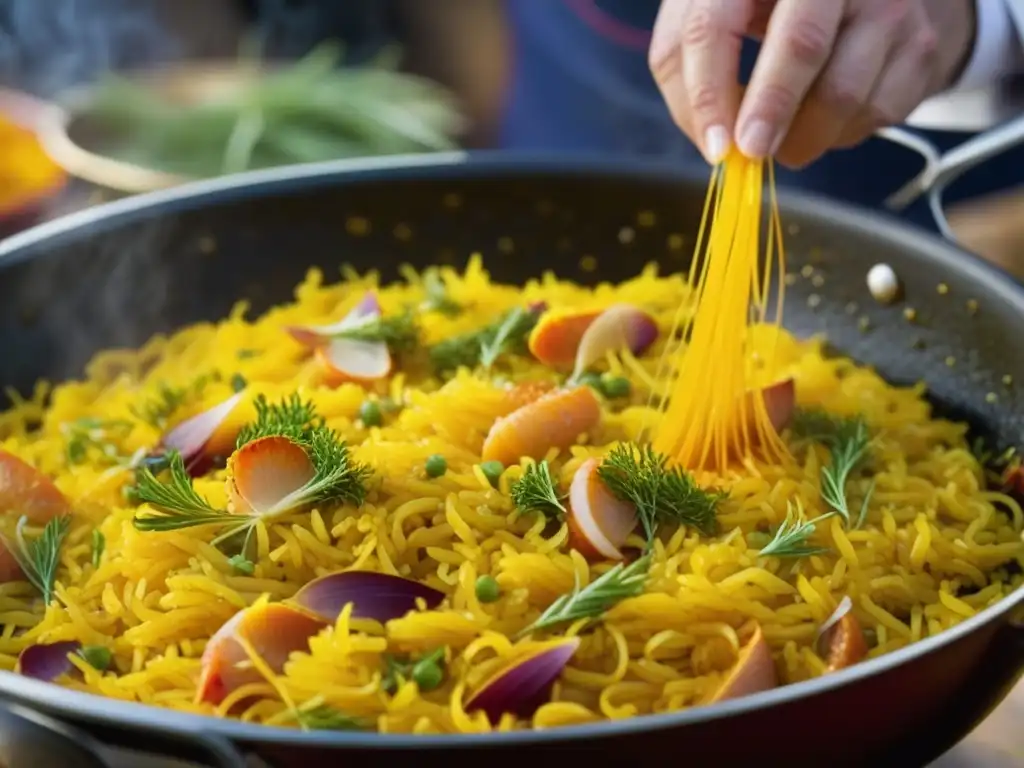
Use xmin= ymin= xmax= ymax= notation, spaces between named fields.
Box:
xmin=499 ymin=0 xmax=1014 ymax=231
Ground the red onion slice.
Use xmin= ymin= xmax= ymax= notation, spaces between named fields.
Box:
xmin=571 ymin=304 xmax=658 ymax=380
xmin=290 ymin=571 xmax=445 ymax=623
xmin=286 ymin=291 xmax=382 ymax=348
xmin=465 ymin=638 xmax=580 ymax=724
xmin=815 ymin=596 xmax=853 ymax=655
xmin=16 ymin=641 xmax=81 ymax=682
xmin=159 ymin=391 xmax=245 ymax=476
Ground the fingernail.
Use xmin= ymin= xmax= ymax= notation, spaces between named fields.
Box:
xmin=737 ymin=119 xmax=779 ymax=159
xmin=703 ymin=125 xmax=730 ymax=165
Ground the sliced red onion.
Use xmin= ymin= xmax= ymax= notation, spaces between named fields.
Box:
xmin=318 ymin=337 xmax=392 ymax=383
xmin=815 ymin=596 xmax=853 ymax=657
xmin=159 ymin=391 xmax=245 ymax=476
xmin=760 ymin=378 xmax=796 ymax=434
xmin=286 ymin=291 xmax=382 ymax=348
xmin=465 ymin=638 xmax=580 ymax=724
xmin=571 ymin=304 xmax=658 ymax=381
xmin=290 ymin=571 xmax=445 ymax=623
xmin=16 ymin=641 xmax=81 ymax=682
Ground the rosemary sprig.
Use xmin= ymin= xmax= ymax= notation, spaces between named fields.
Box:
xmin=333 ymin=310 xmax=419 ymax=352
xmin=759 ymin=500 xmax=835 ymax=559
xmin=0 ymin=516 xmax=72 ymax=604
xmin=132 ymin=451 xmax=236 ymax=533
xmin=479 ymin=307 xmax=539 ymax=369
xmin=429 ymin=306 xmax=540 ymax=373
xmin=420 ymin=268 xmax=462 ymax=317
xmin=597 ymin=444 xmax=723 ymax=541
xmin=791 ymin=410 xmax=874 ymax=529
xmin=518 ymin=556 xmax=650 ymax=637
xmin=510 ymin=460 xmax=566 ymax=519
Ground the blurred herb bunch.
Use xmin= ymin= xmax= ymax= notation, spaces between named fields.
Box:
xmin=86 ymin=40 xmax=464 ymax=178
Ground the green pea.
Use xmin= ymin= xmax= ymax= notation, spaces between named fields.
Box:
xmin=577 ymin=371 xmax=604 ymax=392
xmin=230 ymin=373 xmax=248 ymax=393
xmin=479 ymin=460 xmax=504 ymax=487
xmin=474 ymin=574 xmax=501 ymax=603
xmin=78 ymin=645 xmax=112 ymax=671
xmin=601 ymin=375 xmax=631 ymax=399
xmin=411 ymin=656 xmax=444 ymax=691
xmin=425 ymin=454 xmax=448 ymax=478
xmin=359 ymin=400 xmax=383 ymax=427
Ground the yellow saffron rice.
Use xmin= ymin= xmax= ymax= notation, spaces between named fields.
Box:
xmin=0 ymin=254 xmax=1021 ymax=734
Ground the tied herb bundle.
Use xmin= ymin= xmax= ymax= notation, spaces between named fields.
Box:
xmin=87 ymin=41 xmax=464 ymax=179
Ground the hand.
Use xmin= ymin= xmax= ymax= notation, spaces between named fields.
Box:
xmin=650 ymin=0 xmax=977 ymax=167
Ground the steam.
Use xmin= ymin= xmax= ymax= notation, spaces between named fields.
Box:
xmin=0 ymin=0 xmax=180 ymax=97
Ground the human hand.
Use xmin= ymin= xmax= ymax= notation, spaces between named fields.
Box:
xmin=650 ymin=0 xmax=977 ymax=167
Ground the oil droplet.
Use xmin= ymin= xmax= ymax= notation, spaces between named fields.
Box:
xmin=787 ymin=223 xmax=801 ymax=236
xmin=845 ymin=301 xmax=859 ymax=315
xmin=944 ymin=356 xmax=956 ymax=367
xmin=903 ymin=307 xmax=917 ymax=323
xmin=637 ymin=210 xmax=656 ymax=227
xmin=986 ymin=392 xmax=998 ymax=404
xmin=800 ymin=265 xmax=814 ymax=278
xmin=667 ymin=233 xmax=685 ymax=250
xmin=858 ymin=316 xmax=871 ymax=333
xmin=580 ymin=255 xmax=597 ymax=272
xmin=346 ymin=216 xmax=370 ymax=236
xmin=807 ymin=294 xmax=822 ymax=309
xmin=1003 ymin=374 xmax=1014 ymax=387
xmin=784 ymin=273 xmax=798 ymax=286
xmin=393 ymin=223 xmax=412 ymax=241
xmin=811 ymin=274 xmax=825 ymax=288
xmin=618 ymin=226 xmax=636 ymax=244
xmin=497 ymin=237 xmax=515 ymax=254
xmin=966 ymin=299 xmax=979 ymax=315
xmin=937 ymin=282 xmax=949 ymax=295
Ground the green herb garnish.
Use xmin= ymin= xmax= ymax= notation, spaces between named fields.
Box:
xmin=228 ymin=554 xmax=255 ymax=575
xmin=517 ymin=556 xmax=650 ymax=637
xmin=91 ymin=529 xmax=105 ymax=568
xmin=791 ymin=410 xmax=874 ymax=529
xmin=291 ymin=702 xmax=367 ymax=732
xmin=421 ymin=268 xmax=462 ymax=317
xmin=382 ymin=647 xmax=446 ymax=693
xmin=429 ymin=306 xmax=540 ymax=373
xmin=62 ymin=417 xmax=134 ymax=466
xmin=129 ymin=381 xmax=189 ymax=428
xmin=759 ymin=500 xmax=835 ymax=559
xmin=510 ymin=460 xmax=566 ymax=519
xmin=134 ymin=397 xmax=371 ymax=541
xmin=597 ymin=444 xmax=723 ymax=541
xmin=230 ymin=373 xmax=248 ymax=393
xmin=333 ymin=311 xmax=419 ymax=352
xmin=479 ymin=307 xmax=539 ymax=369
xmin=0 ymin=516 xmax=71 ymax=605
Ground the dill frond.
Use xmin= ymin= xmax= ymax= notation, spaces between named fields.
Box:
xmin=509 ymin=460 xmax=566 ymax=519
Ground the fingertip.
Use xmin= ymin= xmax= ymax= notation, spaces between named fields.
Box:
xmin=703 ymin=125 xmax=731 ymax=165
xmin=736 ymin=119 xmax=780 ymax=160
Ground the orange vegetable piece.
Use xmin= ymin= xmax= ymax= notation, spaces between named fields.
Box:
xmin=707 ymin=625 xmax=778 ymax=703
xmin=227 ymin=436 xmax=315 ymax=515
xmin=0 ymin=449 xmax=71 ymax=582
xmin=196 ymin=602 xmax=327 ymax=705
xmin=505 ymin=380 xmax=557 ymax=411
xmin=481 ymin=386 xmax=601 ymax=466
xmin=822 ymin=612 xmax=869 ymax=672
xmin=527 ymin=309 xmax=602 ymax=368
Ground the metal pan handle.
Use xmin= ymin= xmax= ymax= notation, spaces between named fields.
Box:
xmin=878 ymin=113 xmax=1024 ymax=242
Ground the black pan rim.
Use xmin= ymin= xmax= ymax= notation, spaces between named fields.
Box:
xmin=0 ymin=151 xmax=1022 ymax=748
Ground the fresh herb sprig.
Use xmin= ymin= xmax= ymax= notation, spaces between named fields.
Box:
xmin=510 ymin=460 xmax=566 ymax=519
xmin=430 ymin=306 xmax=540 ymax=373
xmin=759 ymin=500 xmax=836 ymax=559
xmin=130 ymin=376 xmax=213 ymax=429
xmin=62 ymin=417 xmax=135 ymax=466
xmin=91 ymin=530 xmax=105 ymax=568
xmin=291 ymin=702 xmax=367 ymax=732
xmin=597 ymin=444 xmax=723 ymax=541
xmin=0 ymin=516 xmax=72 ymax=604
xmin=517 ymin=556 xmax=650 ymax=637
xmin=332 ymin=310 xmax=419 ymax=352
xmin=791 ymin=410 xmax=875 ymax=529
xmin=381 ymin=647 xmax=446 ymax=693
xmin=420 ymin=268 xmax=462 ymax=317
xmin=134 ymin=396 xmax=371 ymax=541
